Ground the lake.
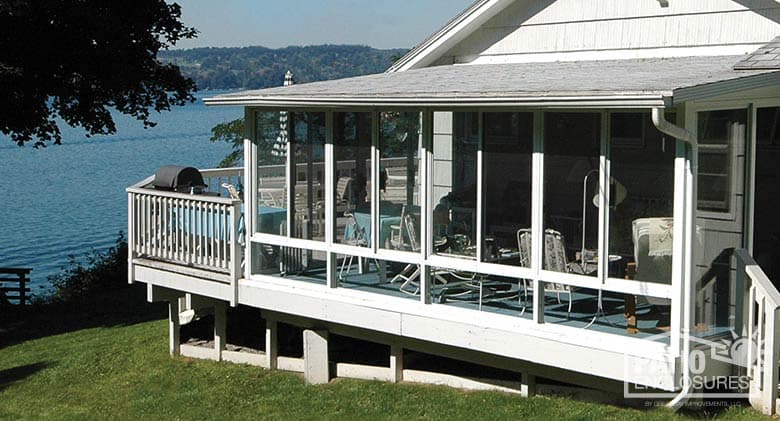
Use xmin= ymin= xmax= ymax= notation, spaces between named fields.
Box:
xmin=0 ymin=90 xmax=241 ymax=297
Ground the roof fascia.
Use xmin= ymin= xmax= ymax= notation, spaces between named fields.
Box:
xmin=203 ymin=94 xmax=666 ymax=109
xmin=386 ymin=0 xmax=516 ymax=73
xmin=672 ymin=71 xmax=780 ymax=105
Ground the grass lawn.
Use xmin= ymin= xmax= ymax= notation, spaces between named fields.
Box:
xmin=0 ymin=288 xmax=771 ymax=420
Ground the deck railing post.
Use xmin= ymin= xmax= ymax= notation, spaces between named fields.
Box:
xmin=229 ymin=200 xmax=241 ymax=307
xmin=127 ymin=192 xmax=135 ymax=284
xmin=735 ymin=253 xmax=746 ymax=337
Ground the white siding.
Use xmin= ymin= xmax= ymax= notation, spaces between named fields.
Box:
xmin=433 ymin=0 xmax=780 ymax=65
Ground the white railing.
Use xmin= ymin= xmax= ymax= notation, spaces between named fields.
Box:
xmin=127 ymin=169 xmax=243 ymax=305
xmin=735 ymin=248 xmax=780 ymax=416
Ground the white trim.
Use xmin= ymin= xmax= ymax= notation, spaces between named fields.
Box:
xmin=205 ymin=95 xmax=667 ymax=109
xmin=387 ymin=0 xmax=515 ymax=72
xmin=466 ymin=44 xmax=763 ymax=66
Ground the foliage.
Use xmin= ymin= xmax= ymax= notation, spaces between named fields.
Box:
xmin=46 ymin=233 xmax=128 ymax=305
xmin=0 ymin=319 xmax=765 ymax=419
xmin=161 ymin=44 xmax=407 ymax=90
xmin=0 ymin=0 xmax=197 ymax=147
xmin=209 ymin=118 xmax=245 ymax=168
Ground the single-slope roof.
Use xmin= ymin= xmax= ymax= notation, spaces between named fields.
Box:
xmin=205 ymin=55 xmax=780 ymax=108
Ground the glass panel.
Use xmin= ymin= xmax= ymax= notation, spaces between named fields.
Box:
xmin=290 ymin=112 xmax=326 ymax=240
xmin=608 ymin=113 xmax=675 ymax=288
xmin=428 ymin=267 xmax=525 ymax=316
xmin=337 ymin=256 xmax=419 ymax=300
xmin=249 ymin=243 xmax=327 ymax=285
xmin=696 ymin=109 xmax=746 ymax=213
xmin=754 ymin=107 xmax=780 ymax=284
xmin=432 ymin=112 xmax=478 ymax=259
xmin=334 ymin=112 xmax=373 ymax=246
xmin=255 ymin=110 xmax=288 ymax=235
xmin=543 ymin=112 xmax=600 ymax=277
xmin=379 ymin=111 xmax=421 ymax=252
xmin=482 ymin=112 xmax=533 ymax=267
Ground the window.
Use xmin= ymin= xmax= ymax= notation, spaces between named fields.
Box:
xmin=696 ymin=109 xmax=746 ymax=213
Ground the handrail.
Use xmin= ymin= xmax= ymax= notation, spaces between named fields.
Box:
xmin=735 ymin=248 xmax=780 ymax=416
xmin=127 ymin=172 xmax=243 ymax=306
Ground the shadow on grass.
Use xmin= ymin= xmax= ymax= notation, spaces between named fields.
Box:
xmin=0 ymin=283 xmax=166 ymax=349
xmin=0 ymin=362 xmax=53 ymax=391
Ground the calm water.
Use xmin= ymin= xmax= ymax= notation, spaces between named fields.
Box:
xmin=0 ymin=91 xmax=241 ymax=296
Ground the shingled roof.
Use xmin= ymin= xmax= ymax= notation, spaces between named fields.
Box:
xmin=206 ymin=55 xmax=780 ymax=108
xmin=733 ymin=36 xmax=780 ymax=70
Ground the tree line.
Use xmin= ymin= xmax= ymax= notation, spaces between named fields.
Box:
xmin=160 ymin=45 xmax=407 ymax=90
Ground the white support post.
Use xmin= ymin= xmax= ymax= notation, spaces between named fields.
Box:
xmin=244 ymin=106 xmax=256 ymax=280
xmin=390 ymin=345 xmax=404 ymax=383
xmin=325 ymin=111 xmax=338 ymax=289
xmin=598 ymin=111 xmax=609 ymax=281
xmin=265 ymin=318 xmax=278 ymax=370
xmin=420 ymin=110 xmax=434 ymax=304
xmin=475 ymin=112 xmax=484 ymax=263
xmin=169 ymin=299 xmax=181 ymax=356
xmin=303 ymin=329 xmax=330 ymax=385
xmin=532 ymin=111 xmax=545 ymax=324
xmin=763 ymin=309 xmax=779 ymax=415
xmin=127 ymin=191 xmax=135 ymax=284
xmin=371 ymin=111 xmax=380 ymax=253
xmin=230 ymin=201 xmax=241 ymax=306
xmin=214 ymin=301 xmax=227 ymax=362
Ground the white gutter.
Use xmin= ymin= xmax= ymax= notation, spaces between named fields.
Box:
xmin=204 ymin=95 xmax=667 ymax=109
xmin=651 ymin=107 xmax=696 ymax=411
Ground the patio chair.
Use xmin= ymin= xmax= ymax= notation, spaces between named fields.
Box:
xmin=517 ymin=228 xmax=580 ymax=316
xmin=389 ymin=210 xmax=423 ymax=294
xmin=338 ymin=211 xmax=381 ymax=282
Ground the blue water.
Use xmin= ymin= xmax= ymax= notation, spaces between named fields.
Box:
xmin=0 ymin=91 xmax=241 ymax=296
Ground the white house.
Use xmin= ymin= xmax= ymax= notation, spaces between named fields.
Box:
xmin=127 ymin=0 xmax=780 ymax=413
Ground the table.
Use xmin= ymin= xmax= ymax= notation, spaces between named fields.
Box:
xmin=257 ymin=206 xmax=287 ymax=235
xmin=344 ymin=206 xmax=402 ymax=247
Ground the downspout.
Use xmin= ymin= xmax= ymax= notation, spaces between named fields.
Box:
xmin=651 ymin=107 xmax=697 ymax=410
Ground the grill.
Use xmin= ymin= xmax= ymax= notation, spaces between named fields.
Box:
xmin=151 ymin=165 xmax=207 ymax=193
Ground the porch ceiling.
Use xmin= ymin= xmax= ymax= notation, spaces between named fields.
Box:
xmin=205 ymin=55 xmax=780 ymax=109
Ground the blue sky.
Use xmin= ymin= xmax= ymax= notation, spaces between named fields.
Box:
xmin=173 ymin=0 xmax=475 ymax=50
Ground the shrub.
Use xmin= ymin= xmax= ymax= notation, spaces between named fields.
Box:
xmin=47 ymin=233 xmax=128 ymax=305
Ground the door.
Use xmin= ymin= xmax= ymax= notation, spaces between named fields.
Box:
xmin=694 ymin=107 xmax=748 ymax=328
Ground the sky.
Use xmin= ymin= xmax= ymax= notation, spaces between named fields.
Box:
xmin=173 ymin=0 xmax=475 ymax=50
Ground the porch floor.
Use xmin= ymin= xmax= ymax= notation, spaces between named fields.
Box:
xmin=275 ymin=265 xmax=732 ymax=343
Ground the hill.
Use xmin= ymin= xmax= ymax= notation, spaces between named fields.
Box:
xmin=160 ymin=45 xmax=408 ymax=90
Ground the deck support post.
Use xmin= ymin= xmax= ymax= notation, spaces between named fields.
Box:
xmin=303 ymin=329 xmax=330 ymax=385
xmin=521 ymin=372 xmax=536 ymax=397
xmin=214 ymin=301 xmax=227 ymax=361
xmin=168 ymin=299 xmax=181 ymax=356
xmin=265 ymin=318 xmax=278 ymax=370
xmin=390 ymin=345 xmax=404 ymax=383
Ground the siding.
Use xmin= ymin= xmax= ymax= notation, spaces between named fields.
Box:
xmin=434 ymin=0 xmax=780 ymax=65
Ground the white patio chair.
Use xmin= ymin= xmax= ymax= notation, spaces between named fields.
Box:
xmin=338 ymin=211 xmax=381 ymax=282
xmin=517 ymin=228 xmax=580 ymax=317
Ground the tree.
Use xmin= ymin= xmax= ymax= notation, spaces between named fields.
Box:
xmin=0 ymin=0 xmax=197 ymax=147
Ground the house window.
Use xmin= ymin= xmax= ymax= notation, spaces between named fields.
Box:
xmin=482 ymin=112 xmax=533 ymax=266
xmin=431 ymin=112 xmax=478 ymax=259
xmin=255 ymin=110 xmax=289 ymax=236
xmin=543 ymin=112 xmax=601 ymax=277
xmin=290 ymin=112 xmax=326 ymax=241
xmin=379 ymin=111 xmax=421 ymax=253
xmin=334 ymin=112 xmax=373 ymax=247
xmin=696 ymin=109 xmax=746 ymax=214
xmin=608 ymin=112 xmax=675 ymax=284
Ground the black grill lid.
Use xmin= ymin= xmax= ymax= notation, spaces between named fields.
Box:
xmin=152 ymin=165 xmax=207 ymax=192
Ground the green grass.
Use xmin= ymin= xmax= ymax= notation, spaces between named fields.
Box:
xmin=0 ymin=321 xmax=767 ymax=420
xmin=0 ymin=288 xmax=770 ymax=420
